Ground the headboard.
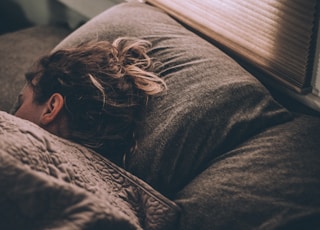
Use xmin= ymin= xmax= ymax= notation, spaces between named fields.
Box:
xmin=146 ymin=0 xmax=320 ymax=111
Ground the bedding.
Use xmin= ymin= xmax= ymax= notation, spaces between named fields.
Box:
xmin=52 ymin=2 xmax=320 ymax=229
xmin=1 ymin=1 xmax=320 ymax=230
xmin=54 ymin=1 xmax=292 ymax=197
xmin=175 ymin=113 xmax=320 ymax=229
xmin=0 ymin=111 xmax=179 ymax=230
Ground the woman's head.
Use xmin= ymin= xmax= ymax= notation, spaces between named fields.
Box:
xmin=14 ymin=37 xmax=166 ymax=162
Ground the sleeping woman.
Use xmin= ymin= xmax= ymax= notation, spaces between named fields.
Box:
xmin=13 ymin=37 xmax=167 ymax=166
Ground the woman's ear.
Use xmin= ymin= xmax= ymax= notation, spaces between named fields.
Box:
xmin=40 ymin=93 xmax=64 ymax=126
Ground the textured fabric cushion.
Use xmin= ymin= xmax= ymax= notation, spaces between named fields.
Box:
xmin=174 ymin=114 xmax=320 ymax=230
xmin=55 ymin=2 xmax=292 ymax=197
xmin=0 ymin=111 xmax=179 ymax=230
xmin=0 ymin=26 xmax=70 ymax=112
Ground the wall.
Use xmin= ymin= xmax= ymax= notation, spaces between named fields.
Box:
xmin=312 ymin=21 xmax=320 ymax=96
xmin=57 ymin=0 xmax=124 ymax=19
xmin=6 ymin=0 xmax=87 ymax=29
xmin=10 ymin=0 xmax=54 ymax=25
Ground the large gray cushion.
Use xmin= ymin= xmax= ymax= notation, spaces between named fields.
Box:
xmin=175 ymin=114 xmax=320 ymax=229
xmin=55 ymin=2 xmax=292 ymax=197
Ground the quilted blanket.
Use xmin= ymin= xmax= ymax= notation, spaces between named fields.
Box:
xmin=0 ymin=111 xmax=179 ymax=230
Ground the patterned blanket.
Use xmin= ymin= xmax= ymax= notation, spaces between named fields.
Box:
xmin=0 ymin=111 xmax=179 ymax=230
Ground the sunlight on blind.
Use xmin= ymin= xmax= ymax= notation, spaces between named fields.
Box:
xmin=146 ymin=0 xmax=319 ymax=93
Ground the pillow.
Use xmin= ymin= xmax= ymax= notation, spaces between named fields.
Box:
xmin=0 ymin=111 xmax=179 ymax=230
xmin=55 ymin=2 xmax=292 ymax=197
xmin=174 ymin=114 xmax=320 ymax=229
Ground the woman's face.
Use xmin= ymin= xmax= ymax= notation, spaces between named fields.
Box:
xmin=14 ymin=84 xmax=46 ymax=125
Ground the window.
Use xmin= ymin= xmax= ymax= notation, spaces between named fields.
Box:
xmin=147 ymin=0 xmax=319 ymax=94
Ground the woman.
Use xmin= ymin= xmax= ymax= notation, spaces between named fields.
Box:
xmin=14 ymin=37 xmax=167 ymax=165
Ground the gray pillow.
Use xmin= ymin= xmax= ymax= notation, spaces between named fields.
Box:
xmin=175 ymin=114 xmax=320 ymax=229
xmin=55 ymin=2 xmax=292 ymax=197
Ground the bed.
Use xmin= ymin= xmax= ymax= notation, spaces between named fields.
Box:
xmin=0 ymin=1 xmax=320 ymax=229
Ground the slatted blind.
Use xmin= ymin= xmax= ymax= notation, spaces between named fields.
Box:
xmin=146 ymin=0 xmax=319 ymax=93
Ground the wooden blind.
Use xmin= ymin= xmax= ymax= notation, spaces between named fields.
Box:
xmin=146 ymin=0 xmax=319 ymax=93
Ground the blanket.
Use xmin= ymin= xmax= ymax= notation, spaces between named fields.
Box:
xmin=0 ymin=111 xmax=179 ymax=230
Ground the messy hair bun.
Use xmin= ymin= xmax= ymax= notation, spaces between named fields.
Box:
xmin=26 ymin=37 xmax=167 ymax=164
xmin=112 ymin=37 xmax=166 ymax=95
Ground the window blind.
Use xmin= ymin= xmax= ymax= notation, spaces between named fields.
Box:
xmin=146 ymin=0 xmax=319 ymax=93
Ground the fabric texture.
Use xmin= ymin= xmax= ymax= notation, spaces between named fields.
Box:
xmin=55 ymin=2 xmax=292 ymax=197
xmin=174 ymin=113 xmax=320 ymax=230
xmin=0 ymin=111 xmax=180 ymax=230
xmin=0 ymin=25 xmax=70 ymax=112
xmin=1 ymin=2 xmax=320 ymax=230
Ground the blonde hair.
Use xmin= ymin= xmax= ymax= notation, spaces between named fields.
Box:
xmin=26 ymin=37 xmax=167 ymax=163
